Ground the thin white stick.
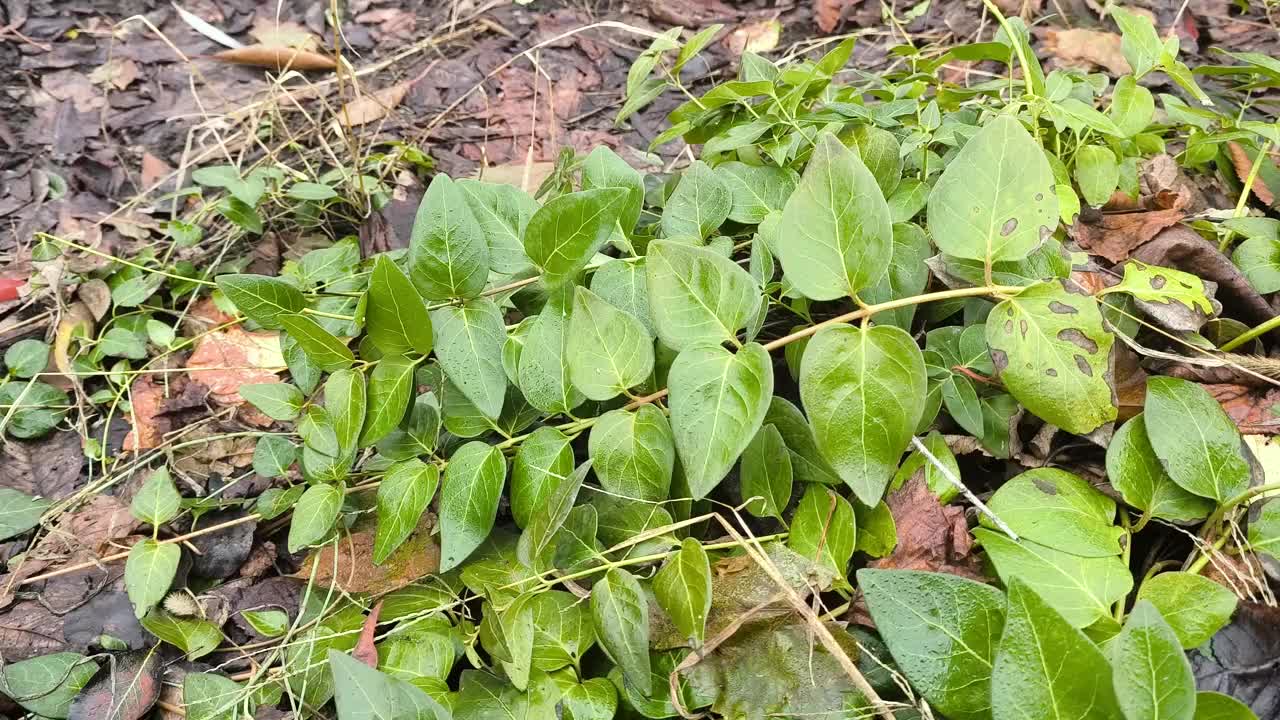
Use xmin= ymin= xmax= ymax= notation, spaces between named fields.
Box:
xmin=910 ymin=436 xmax=1019 ymax=540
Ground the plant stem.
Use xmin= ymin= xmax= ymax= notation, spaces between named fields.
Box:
xmin=1202 ymin=480 xmax=1280 ymax=530
xmin=1218 ymin=314 xmax=1280 ymax=352
xmin=38 ymin=233 xmax=218 ymax=287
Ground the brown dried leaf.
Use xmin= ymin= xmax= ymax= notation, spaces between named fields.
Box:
xmin=140 ymin=153 xmax=172 ymax=189
xmin=294 ymin=516 xmax=439 ymax=594
xmin=723 ymin=19 xmax=781 ymax=56
xmin=248 ymin=17 xmax=319 ymax=50
xmin=1042 ymin=28 xmax=1132 ymax=76
xmin=185 ymin=327 xmax=285 ymax=405
xmin=78 ymin=279 xmax=112 ymax=321
xmin=814 ymin=0 xmax=849 ymax=32
xmin=1206 ymin=384 xmax=1280 ymax=435
xmin=1071 ymin=207 xmax=1186 ymax=263
xmin=123 ymin=375 xmax=166 ymax=452
xmin=68 ymin=650 xmax=160 ymax=720
xmin=339 ymin=82 xmax=411 ymax=127
xmin=212 ymin=45 xmax=337 ymax=72
xmin=869 ymin=475 xmax=984 ymax=580
xmin=1227 ymin=142 xmax=1276 ymax=206
xmin=88 ymin=58 xmax=139 ymax=90
xmin=352 ymin=600 xmax=383 ymax=668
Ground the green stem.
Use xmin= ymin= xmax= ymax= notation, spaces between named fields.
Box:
xmin=38 ymin=233 xmax=218 ymax=287
xmin=1219 ymin=140 xmax=1273 ymax=253
xmin=1202 ymin=481 xmax=1280 ymax=529
xmin=1113 ymin=512 xmax=1133 ymax=623
xmin=300 ymin=307 xmax=356 ymax=322
xmin=1218 ymin=312 xmax=1280 ymax=352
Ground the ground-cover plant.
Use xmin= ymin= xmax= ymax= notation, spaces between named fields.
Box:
xmin=4 ymin=4 xmax=1280 ymax=720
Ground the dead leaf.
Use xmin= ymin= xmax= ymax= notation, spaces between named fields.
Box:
xmin=1071 ymin=207 xmax=1187 ymax=263
xmin=477 ymin=160 xmax=555 ymax=193
xmin=212 ymin=45 xmax=337 ymax=72
xmin=1206 ymin=384 xmax=1280 ymax=435
xmin=338 ymin=82 xmax=411 ymax=128
xmin=1190 ymin=601 xmax=1280 ymax=718
xmin=869 ymin=475 xmax=984 ymax=580
xmin=77 ymin=279 xmax=111 ymax=321
xmin=815 ymin=0 xmax=850 ymax=32
xmin=68 ymin=650 xmax=160 ymax=720
xmin=723 ymin=19 xmax=781 ymax=56
xmin=0 ymin=429 xmax=84 ymax=498
xmin=1042 ymin=28 xmax=1132 ymax=75
xmin=87 ymin=58 xmax=138 ymax=90
xmin=50 ymin=302 xmax=95 ymax=392
xmin=352 ymin=600 xmax=383 ymax=668
xmin=172 ymin=427 xmax=256 ymax=477
xmin=248 ymin=17 xmax=319 ymax=51
xmin=1227 ymin=142 xmax=1276 ymax=206
xmin=139 ymin=153 xmax=172 ymax=189
xmin=122 ymin=376 xmax=165 ymax=452
xmin=185 ymin=327 xmax=285 ymax=404
xmin=294 ymin=515 xmax=439 ymax=594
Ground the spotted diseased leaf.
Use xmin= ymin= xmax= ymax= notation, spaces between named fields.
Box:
xmin=567 ymin=286 xmax=653 ymax=401
xmin=646 ymin=240 xmax=761 ymax=351
xmin=662 ymin=160 xmax=731 ymax=240
xmin=439 ymin=441 xmax=507 ymax=572
xmin=986 ymin=281 xmax=1117 ymax=435
xmin=215 ymin=274 xmax=304 ymax=330
xmin=800 ymin=324 xmax=927 ymax=506
xmin=983 ymin=468 xmax=1125 ymax=557
xmin=367 ymin=255 xmax=434 ymax=356
xmin=408 ymin=173 xmax=488 ymax=301
xmin=668 ymin=342 xmax=773 ymax=499
xmin=374 ymin=459 xmax=439 ymax=564
xmin=653 ymin=538 xmax=711 ymax=646
xmin=1101 ymin=260 xmax=1215 ymax=333
xmin=279 ymin=314 xmax=355 ymax=372
xmin=1111 ymin=601 xmax=1197 ymax=720
xmin=126 ymin=539 xmax=180 ymax=618
xmin=431 ymin=298 xmax=507 ymax=420
xmin=991 ymin=580 xmax=1123 ymax=720
xmin=777 ymin=131 xmax=892 ymax=301
xmin=588 ymin=405 xmax=675 ymax=503
xmin=1143 ymin=377 xmax=1252 ymax=504
xmin=524 ymin=188 xmax=628 ymax=289
xmin=927 ymin=115 xmax=1059 ymax=265
xmin=1106 ymin=414 xmax=1214 ymax=522
xmin=591 ymin=568 xmax=651 ymax=690
xmin=859 ymin=569 xmax=1005 ymax=720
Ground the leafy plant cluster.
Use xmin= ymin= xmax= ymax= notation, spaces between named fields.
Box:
xmin=3 ymin=4 xmax=1280 ymax=720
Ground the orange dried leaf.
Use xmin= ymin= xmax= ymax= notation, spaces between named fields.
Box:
xmin=212 ymin=45 xmax=337 ymax=72
xmin=1227 ymin=142 xmax=1276 ymax=206
xmin=294 ymin=516 xmax=439 ymax=594
xmin=1042 ymin=28 xmax=1132 ymax=76
xmin=352 ymin=601 xmax=383 ymax=668
xmin=185 ymin=328 xmax=285 ymax=404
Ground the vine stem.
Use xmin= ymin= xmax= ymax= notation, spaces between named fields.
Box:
xmin=1219 ymin=313 xmax=1280 ymax=352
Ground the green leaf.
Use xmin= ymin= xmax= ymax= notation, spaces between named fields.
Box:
xmin=254 ymin=485 xmax=303 ymax=519
xmin=647 ymin=240 xmax=760 ymax=351
xmin=567 ymin=286 xmax=653 ymax=401
xmin=183 ymin=672 xmax=249 ymax=720
xmin=360 ymin=355 xmax=415 ymax=446
xmin=125 ymin=539 xmax=180 ymax=618
xmin=1193 ymin=692 xmax=1260 ymax=720
xmin=279 ymin=313 xmax=355 ymax=372
xmin=1075 ymin=144 xmax=1120 ymax=207
xmin=777 ymin=131 xmax=892 ymax=301
xmin=329 ymin=649 xmax=450 ymax=720
xmin=891 ymin=429 xmax=961 ymax=503
xmin=367 ymin=256 xmax=434 ymax=356
xmin=0 ymin=488 xmax=49 ymax=540
xmin=439 ymin=441 xmax=507 ymax=571
xmin=98 ymin=327 xmax=146 ymax=359
xmin=986 ymin=281 xmax=1117 ymax=435
xmin=668 ymin=342 xmax=774 ymax=499
xmin=859 ymin=569 xmax=1006 ymax=720
xmin=653 ymin=537 xmax=711 ymax=646
xmin=675 ymin=24 xmax=723 ymax=72
xmin=457 ymin=179 xmax=538 ymax=275
xmin=740 ymin=424 xmax=792 ymax=519
xmin=976 ymin=528 xmax=1132 ymax=628
xmin=252 ymin=437 xmax=297 ymax=482
xmin=861 ymin=222 xmax=932 ymax=329
xmin=325 ymin=368 xmax=366 ymax=458
xmin=288 ymin=181 xmax=338 ymax=200
xmin=588 ymin=406 xmax=675 ymax=503
xmin=517 ymin=288 xmax=584 ymax=415
xmin=518 ymin=460 xmax=590 ymax=570
xmin=524 ymin=188 xmax=628 ymax=289
xmin=408 ymin=173 xmax=488 ymax=300
xmin=0 ymin=652 xmax=97 ymax=719
xmin=800 ymin=324 xmax=927 ymax=506
xmin=1110 ymin=75 xmax=1155 ymax=137
xmin=1106 ymin=414 xmax=1214 ymax=522
xmin=927 ymin=115 xmax=1058 ymax=264
xmin=131 ymin=467 xmax=182 ymax=526
xmin=764 ymin=397 xmax=841 ymax=486
xmin=431 ymin=298 xmax=507 ymax=420
xmin=991 ymin=580 xmax=1123 ymax=720
xmin=374 ymin=459 xmax=439 ymax=564
xmin=283 ymin=333 xmax=321 ymax=395
xmin=215 ymin=274 xmax=305 ymax=330
xmin=5 ymin=338 xmax=49 ymax=378
xmin=590 ymin=258 xmax=654 ymax=337
xmin=142 ymin=610 xmax=223 ymax=660
xmin=1248 ymin=498 xmax=1280 ymax=561
xmin=1135 ymin=572 xmax=1237 ymax=649
xmin=240 ymin=383 xmax=304 ymax=421
xmin=1111 ymin=600 xmax=1196 ymax=720
xmin=1112 ymin=6 xmax=1163 ymax=77
xmin=288 ymin=483 xmax=343 ymax=553
xmin=527 ymin=589 xmax=594 ymax=672
xmin=788 ymin=485 xmax=856 ymax=580
xmin=718 ymin=161 xmax=798 ymax=224
xmin=510 ymin=426 xmax=574 ymax=528
xmin=0 ymin=381 xmax=67 ymax=439
xmin=984 ymin=468 xmax=1124 ymax=557
xmin=242 ymin=609 xmax=289 ymax=637
xmin=662 ymin=160 xmax=731 ymax=240
xmin=300 ymin=406 xmax=349 ymax=483
xmin=590 ymin=568 xmax=651 ymax=690
xmin=849 ymin=124 xmax=903 ymax=195
xmin=563 ymin=677 xmax=618 ymax=720
xmin=1144 ymin=376 xmax=1252 ymax=503
xmin=582 ymin=146 xmax=645 ymax=236
xmin=1233 ymin=236 xmax=1280 ymax=294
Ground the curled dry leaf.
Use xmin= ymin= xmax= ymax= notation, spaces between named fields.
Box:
xmin=184 ymin=327 xmax=285 ymax=405
xmin=122 ymin=374 xmax=208 ymax=452
xmin=212 ymin=45 xmax=337 ymax=72
xmin=50 ymin=302 xmax=95 ymax=392
xmin=868 ymin=475 xmax=984 ymax=580
xmin=723 ymin=19 xmax=781 ymax=55
xmin=352 ymin=600 xmax=383 ymax=668
xmin=814 ymin=0 xmax=848 ymax=32
xmin=1041 ymin=28 xmax=1131 ymax=76
xmin=1071 ymin=207 xmax=1187 ymax=263
xmin=1227 ymin=142 xmax=1276 ymax=206
xmin=77 ymin=279 xmax=112 ymax=321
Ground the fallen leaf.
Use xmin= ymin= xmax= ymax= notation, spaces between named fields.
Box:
xmin=68 ymin=650 xmax=161 ymax=720
xmin=88 ymin=58 xmax=139 ymax=90
xmin=723 ymin=19 xmax=781 ymax=56
xmin=172 ymin=427 xmax=256 ymax=477
xmin=51 ymin=302 xmax=95 ymax=392
xmin=814 ymin=0 xmax=850 ymax=32
xmin=212 ymin=45 xmax=337 ymax=72
xmin=477 ymin=160 xmax=555 ymax=193
xmin=0 ymin=429 xmax=84 ymax=498
xmin=248 ymin=17 xmax=319 ymax=50
xmin=352 ymin=600 xmax=383 ymax=668
xmin=1071 ymin=207 xmax=1187 ymax=263
xmin=1227 ymin=142 xmax=1276 ymax=206
xmin=1206 ymin=384 xmax=1280 ymax=435
xmin=123 ymin=375 xmax=208 ymax=452
xmin=185 ymin=327 xmax=285 ymax=405
xmin=868 ymin=475 xmax=984 ymax=580
xmin=1190 ymin=601 xmax=1280 ymax=717
xmin=293 ymin=515 xmax=439 ymax=594
xmin=78 ymin=279 xmax=112 ymax=321
xmin=139 ymin=153 xmax=172 ymax=189
xmin=1042 ymin=28 xmax=1132 ymax=75
xmin=338 ymin=82 xmax=411 ymax=128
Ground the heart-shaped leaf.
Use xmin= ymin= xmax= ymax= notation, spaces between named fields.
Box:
xmin=588 ymin=406 xmax=675 ymax=503
xmin=408 ymin=173 xmax=488 ymax=300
